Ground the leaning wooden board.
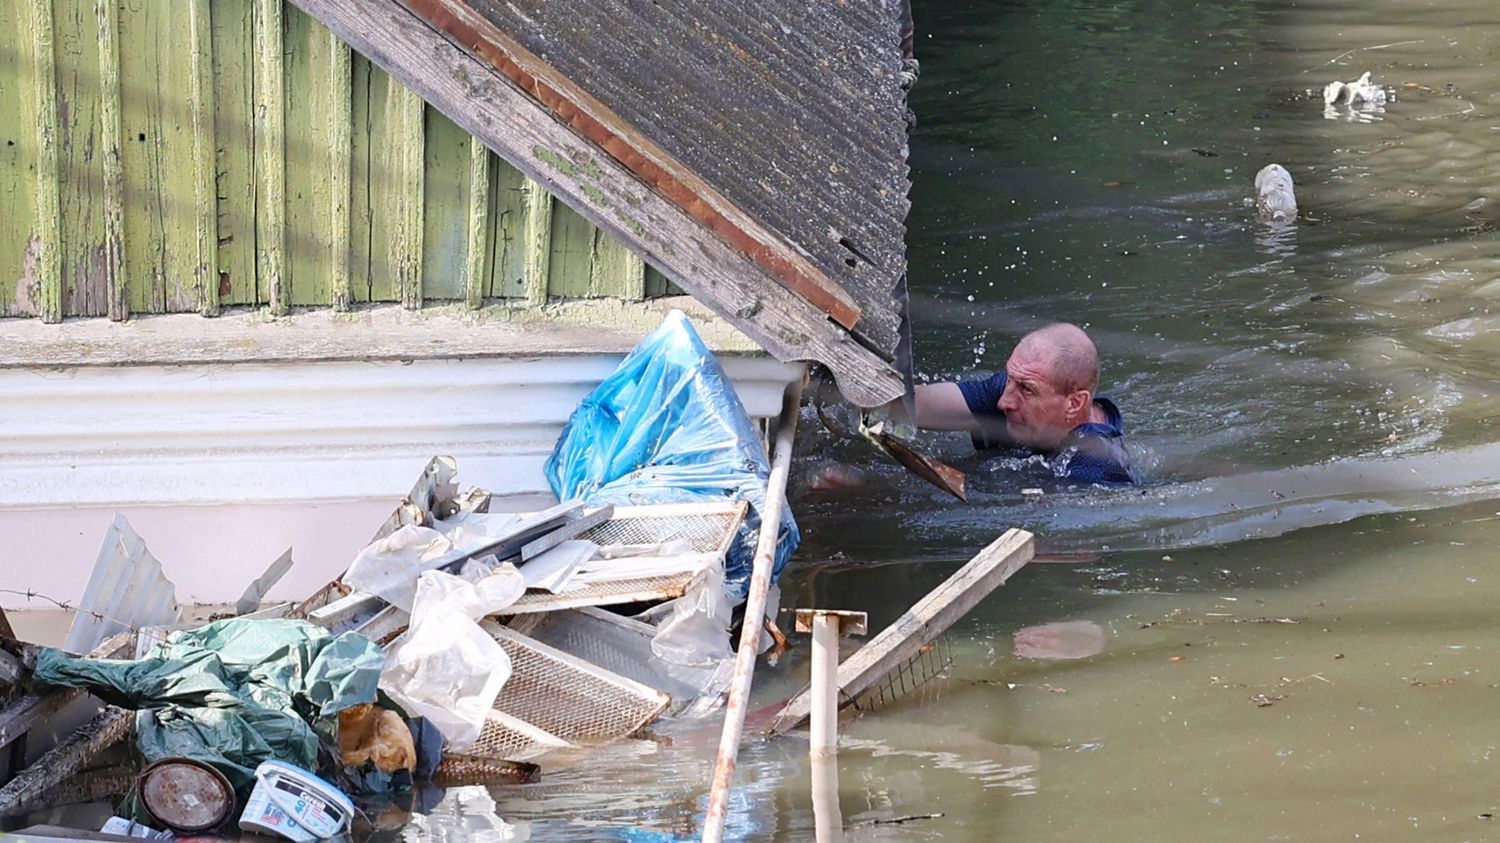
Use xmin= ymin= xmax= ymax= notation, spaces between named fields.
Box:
xmin=765 ymin=529 xmax=1034 ymax=735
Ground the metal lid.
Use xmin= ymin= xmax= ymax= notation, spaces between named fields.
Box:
xmin=137 ymin=757 xmax=235 ymax=833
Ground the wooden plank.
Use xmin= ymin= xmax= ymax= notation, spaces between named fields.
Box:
xmin=209 ymin=0 xmax=256 ymax=307
xmin=348 ymin=54 xmax=375 ymax=302
xmin=0 ymin=608 xmax=13 ymax=640
xmin=254 ymin=0 xmax=287 ymax=314
xmin=464 ymin=136 xmax=490 ymax=309
xmin=0 ymin=2 xmax=35 ymax=317
xmin=546 ymin=202 xmax=594 ymax=298
xmin=0 ymin=633 xmax=131 ymax=754
xmin=97 ymin=0 xmax=125 ymax=320
xmin=283 ymin=0 xmax=905 ymax=407
xmin=0 ymin=706 xmax=131 ymax=817
xmin=329 ymin=34 xmax=353 ymax=310
xmin=519 ymin=505 xmax=613 ymax=561
xmin=189 ymin=0 xmax=218 ymax=316
xmin=283 ymin=7 xmax=339 ymax=308
xmin=488 ymin=156 xmax=527 ymax=299
xmin=54 ymin=0 xmax=107 ymax=317
xmin=394 ymin=84 xmax=423 ymax=309
xmin=29 ymin=0 xmax=61 ymax=323
xmin=766 ymin=529 xmax=1035 ymax=735
xmin=520 ymin=176 xmax=551 ymax=306
xmin=586 ymin=227 xmax=640 ymax=298
xmin=118 ymin=0 xmax=198 ymax=315
xmin=419 ymin=109 xmax=468 ymax=301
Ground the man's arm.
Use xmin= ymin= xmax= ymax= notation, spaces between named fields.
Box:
xmin=910 ymin=382 xmax=978 ymax=431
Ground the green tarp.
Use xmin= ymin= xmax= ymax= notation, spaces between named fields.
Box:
xmin=34 ymin=619 xmax=384 ymax=800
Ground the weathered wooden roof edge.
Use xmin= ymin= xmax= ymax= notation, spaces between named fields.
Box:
xmin=286 ymin=0 xmax=905 ymax=407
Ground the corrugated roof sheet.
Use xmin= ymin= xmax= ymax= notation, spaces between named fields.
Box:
xmin=463 ymin=0 xmax=912 ymax=360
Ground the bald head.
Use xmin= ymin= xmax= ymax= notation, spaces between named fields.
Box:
xmin=1016 ymin=323 xmax=1099 ymax=394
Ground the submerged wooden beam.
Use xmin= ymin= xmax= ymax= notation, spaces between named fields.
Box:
xmin=95 ymin=0 xmax=125 ymax=321
xmin=465 ymin=137 xmax=490 ymax=309
xmin=189 ymin=0 xmax=219 ymax=316
xmin=766 ymin=529 xmax=1035 ymax=736
xmin=255 ymin=0 xmax=287 ymax=314
xmin=29 ymin=0 xmax=61 ymax=323
xmin=286 ymin=0 xmax=905 ymax=407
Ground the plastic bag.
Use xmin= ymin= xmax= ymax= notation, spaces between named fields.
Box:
xmin=378 ymin=563 xmax=526 ymax=750
xmin=544 ymin=310 xmax=799 ymax=598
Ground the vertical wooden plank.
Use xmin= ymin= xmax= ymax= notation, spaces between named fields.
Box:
xmin=587 ymin=231 xmax=645 ymax=300
xmin=488 ymin=156 xmax=526 ymax=298
xmin=0 ymin=3 xmax=36 ymax=316
xmin=118 ymin=0 xmax=198 ymax=314
xmin=254 ymin=0 xmax=286 ymax=314
xmin=348 ymin=54 xmax=374 ymax=302
xmin=54 ymin=0 xmax=107 ymax=317
xmin=29 ymin=0 xmax=61 ymax=322
xmin=464 ymin=136 xmax=490 ymax=309
xmin=95 ymin=0 xmax=124 ymax=320
xmin=546 ymin=202 xmax=593 ymax=298
xmin=188 ymin=0 xmax=217 ymax=316
xmin=282 ymin=7 xmax=336 ymax=307
xmin=521 ymin=176 xmax=551 ymax=306
xmin=329 ymin=34 xmax=352 ymax=311
xmin=392 ymin=84 xmax=423 ymax=309
xmin=418 ymin=109 xmax=469 ymax=301
xmin=210 ymin=0 xmax=254 ymax=307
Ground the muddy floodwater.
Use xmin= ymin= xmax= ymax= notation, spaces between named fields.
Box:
xmin=456 ymin=0 xmax=1500 ymax=838
xmin=20 ymin=0 xmax=1500 ymax=840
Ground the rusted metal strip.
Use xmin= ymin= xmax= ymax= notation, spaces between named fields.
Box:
xmin=398 ymin=0 xmax=862 ymax=331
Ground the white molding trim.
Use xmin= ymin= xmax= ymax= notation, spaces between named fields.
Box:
xmin=0 ymin=355 xmax=804 ymax=509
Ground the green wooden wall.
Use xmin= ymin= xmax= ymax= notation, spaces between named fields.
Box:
xmin=0 ymin=0 xmax=674 ymax=321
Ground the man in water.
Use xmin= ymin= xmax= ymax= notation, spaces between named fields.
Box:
xmin=908 ymin=322 xmax=1139 ymax=485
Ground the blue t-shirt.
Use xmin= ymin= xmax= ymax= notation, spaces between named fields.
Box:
xmin=956 ymin=372 xmax=1140 ymax=485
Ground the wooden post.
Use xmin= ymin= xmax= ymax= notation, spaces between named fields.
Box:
xmin=795 ymin=609 xmax=867 ymax=757
xmin=522 ymin=177 xmax=552 ymax=307
xmin=701 ymin=373 xmax=805 ymax=843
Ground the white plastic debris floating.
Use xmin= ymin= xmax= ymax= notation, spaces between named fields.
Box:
xmin=239 ymin=760 xmax=354 ymax=842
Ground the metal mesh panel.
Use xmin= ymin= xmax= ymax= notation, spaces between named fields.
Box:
xmin=525 ymin=608 xmax=706 ymax=705
xmin=849 ymin=634 xmax=954 ymax=712
xmin=466 ymin=710 xmax=572 ymax=761
xmin=483 ymin=621 xmax=671 ymax=743
xmin=576 ymin=503 xmax=744 ymax=555
xmin=433 ymin=755 xmax=539 ymax=786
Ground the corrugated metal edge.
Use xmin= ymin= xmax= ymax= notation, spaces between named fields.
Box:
xmin=63 ymin=515 xmax=182 ymax=655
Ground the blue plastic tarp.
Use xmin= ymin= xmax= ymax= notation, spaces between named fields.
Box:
xmin=544 ymin=311 xmax=798 ymax=598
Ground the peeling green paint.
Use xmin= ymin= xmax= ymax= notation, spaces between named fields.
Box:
xmin=0 ymin=0 xmax=672 ymax=319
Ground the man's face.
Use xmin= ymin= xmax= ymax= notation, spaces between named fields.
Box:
xmin=997 ymin=342 xmax=1075 ymax=449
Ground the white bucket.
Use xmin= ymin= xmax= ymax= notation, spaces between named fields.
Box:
xmin=239 ymin=760 xmax=354 ymax=842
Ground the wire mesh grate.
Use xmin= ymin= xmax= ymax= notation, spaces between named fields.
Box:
xmin=466 ymin=710 xmax=572 ymax=761
xmin=483 ymin=620 xmax=670 ymax=744
xmin=849 ymin=634 xmax=954 ymax=712
xmin=576 ymin=503 xmax=745 ymax=555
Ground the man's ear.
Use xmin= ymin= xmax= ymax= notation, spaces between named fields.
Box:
xmin=1066 ymin=389 xmax=1093 ymax=420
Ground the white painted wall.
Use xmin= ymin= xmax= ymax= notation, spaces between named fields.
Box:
xmin=0 ymin=354 xmax=803 ymax=607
